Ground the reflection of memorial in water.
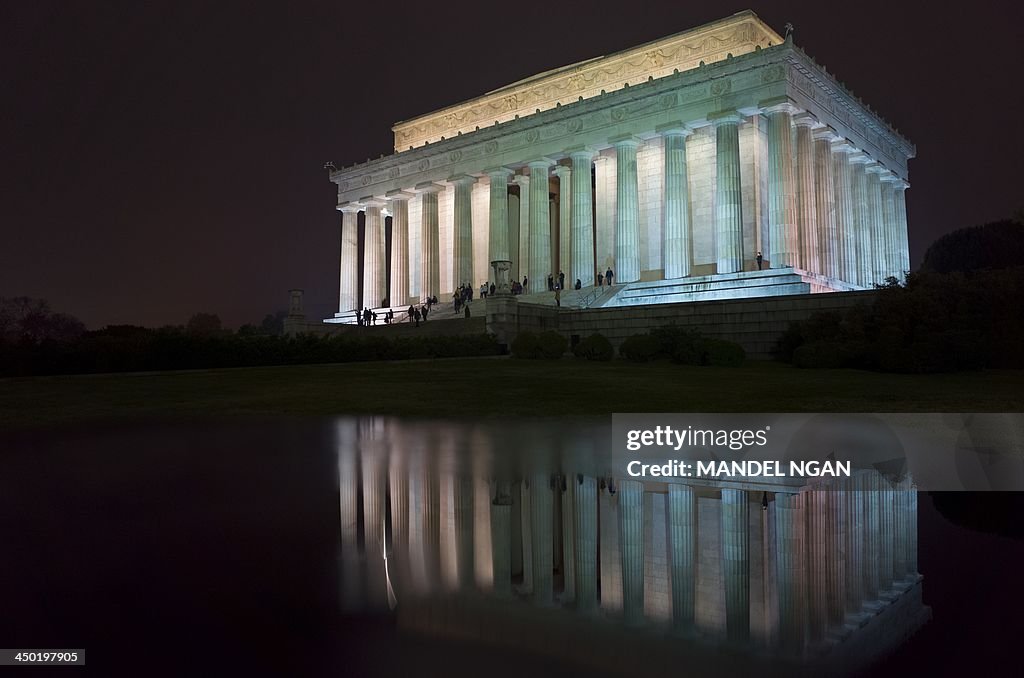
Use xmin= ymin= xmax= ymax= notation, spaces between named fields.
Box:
xmin=336 ymin=419 xmax=929 ymax=676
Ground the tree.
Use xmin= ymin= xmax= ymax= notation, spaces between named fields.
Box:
xmin=259 ymin=311 xmax=286 ymax=336
xmin=185 ymin=312 xmax=222 ymax=335
xmin=0 ymin=296 xmax=85 ymax=344
xmin=921 ymin=219 xmax=1024 ymax=274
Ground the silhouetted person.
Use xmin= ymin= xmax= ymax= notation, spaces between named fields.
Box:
xmin=547 ymin=274 xmax=554 ymax=291
xmin=597 ymin=272 xmax=604 ymax=286
xmin=558 ymin=270 xmax=565 ymax=290
xmin=421 ymin=305 xmax=429 ymax=322
xmin=355 ymin=310 xmax=361 ymax=326
xmin=490 ymin=283 xmax=496 ymax=296
xmin=413 ymin=308 xmax=421 ymax=327
xmin=523 ymin=276 xmax=528 ymax=292
xmin=606 ymin=268 xmax=614 ymax=286
xmin=575 ymin=278 xmax=582 ymax=290
xmin=756 ymin=251 xmax=763 ymax=270
xmin=464 ymin=304 xmax=471 ymax=318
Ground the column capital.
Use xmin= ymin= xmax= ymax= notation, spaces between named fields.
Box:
xmin=337 ymin=201 xmax=363 ymax=214
xmin=707 ymin=109 xmax=744 ymax=127
xmin=608 ymin=133 xmax=641 ymax=148
xmin=552 ymin=164 xmax=571 ymax=179
xmin=414 ymin=181 xmax=444 ymax=194
xmin=830 ymin=139 xmax=857 ymax=154
xmin=812 ymin=125 xmax=842 ymax=143
xmin=865 ymin=162 xmax=884 ymax=175
xmin=448 ymin=173 xmax=478 ymax=186
xmin=527 ymin=157 xmax=556 ymax=171
xmin=792 ymin=111 xmax=821 ymax=128
xmin=848 ymin=152 xmax=871 ymax=165
xmin=655 ymin=121 xmax=693 ymax=137
xmin=385 ymin=189 xmax=414 ymax=201
xmin=360 ymin=196 xmax=386 ymax=208
xmin=758 ymin=96 xmax=801 ymax=116
xmin=565 ymin=144 xmax=597 ymax=159
xmin=512 ymin=174 xmax=530 ymax=188
xmin=483 ymin=166 xmax=514 ymax=179
xmin=894 ymin=179 xmax=910 ymax=190
xmin=879 ymin=170 xmax=899 ymax=184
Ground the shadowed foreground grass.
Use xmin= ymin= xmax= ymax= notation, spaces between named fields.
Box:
xmin=2 ymin=358 xmax=1023 ymax=429
xmin=2 ymin=360 xmax=1024 ymax=430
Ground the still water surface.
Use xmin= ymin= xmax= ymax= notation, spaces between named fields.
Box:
xmin=0 ymin=417 xmax=1020 ymax=676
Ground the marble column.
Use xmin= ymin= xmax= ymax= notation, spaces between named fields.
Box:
xmin=388 ymin=449 xmax=410 ymax=591
xmin=794 ymin=114 xmax=819 ymax=273
xmin=712 ymin=112 xmax=745 ymax=274
xmin=765 ymin=102 xmax=799 ymax=268
xmin=892 ymin=476 xmax=909 ymax=581
xmin=775 ymin=491 xmax=805 ymax=654
xmin=553 ymin=165 xmax=572 ymax=282
xmin=660 ymin=125 xmax=693 ymax=279
xmin=849 ymin=153 xmax=872 ymax=287
xmin=569 ymin=148 xmax=596 ymax=288
xmin=513 ymin=175 xmax=531 ymax=287
xmin=486 ymin=168 xmax=513 ymax=269
xmin=878 ymin=477 xmax=894 ymax=592
xmin=530 ymin=472 xmax=554 ymax=604
xmin=361 ymin=438 xmax=388 ymax=604
xmin=338 ymin=428 xmax=361 ymax=609
xmin=831 ymin=142 xmax=856 ymax=283
xmin=722 ymin=488 xmax=750 ymax=643
xmin=618 ymin=479 xmax=645 ymax=625
xmin=362 ymin=199 xmax=386 ymax=308
xmin=805 ymin=488 xmax=828 ymax=644
xmin=667 ymin=484 xmax=696 ymax=630
xmin=416 ymin=182 xmax=442 ymax=301
xmin=611 ymin=136 xmax=641 ymax=283
xmin=880 ymin=174 xmax=899 ymax=280
xmin=560 ymin=475 xmax=576 ymax=602
xmin=894 ymin=182 xmax=910 ymax=276
xmin=386 ymin=191 xmax=412 ymax=306
xmin=508 ymin=188 xmax=521 ymax=281
xmin=826 ymin=480 xmax=847 ymax=628
xmin=907 ymin=482 xmax=919 ymax=575
xmin=451 ymin=175 xmax=477 ymax=289
xmin=813 ymin=129 xmax=839 ymax=279
xmin=338 ymin=204 xmax=360 ymax=312
xmin=519 ymin=480 xmax=533 ymax=593
xmin=863 ymin=472 xmax=881 ymax=601
xmin=491 ymin=483 xmax=513 ymax=597
xmin=865 ymin=166 xmax=886 ymax=286
xmin=573 ymin=474 xmax=598 ymax=611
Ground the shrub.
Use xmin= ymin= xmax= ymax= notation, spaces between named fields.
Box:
xmin=618 ymin=333 xmax=661 ymax=362
xmin=536 ymin=330 xmax=568 ymax=359
xmin=697 ymin=337 xmax=746 ymax=367
xmin=572 ymin=333 xmax=614 ymax=361
xmin=511 ymin=331 xmax=540 ymax=359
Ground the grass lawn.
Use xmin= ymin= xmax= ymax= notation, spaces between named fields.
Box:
xmin=2 ymin=358 xmax=1022 ymax=430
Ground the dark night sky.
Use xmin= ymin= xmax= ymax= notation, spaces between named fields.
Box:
xmin=2 ymin=1 xmax=1022 ymax=329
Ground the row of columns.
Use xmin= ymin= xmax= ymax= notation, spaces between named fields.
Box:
xmin=339 ymin=108 xmax=909 ymax=312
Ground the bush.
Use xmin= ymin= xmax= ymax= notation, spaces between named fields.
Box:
xmin=618 ymin=333 xmax=661 ymax=362
xmin=572 ymin=333 xmax=614 ymax=361
xmin=511 ymin=330 xmax=566 ymax=359
xmin=792 ymin=341 xmax=859 ymax=369
xmin=697 ymin=337 xmax=746 ymax=367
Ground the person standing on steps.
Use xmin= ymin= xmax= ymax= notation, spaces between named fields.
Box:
xmin=606 ymin=268 xmax=614 ymax=286
xmin=756 ymin=251 xmax=764 ymax=270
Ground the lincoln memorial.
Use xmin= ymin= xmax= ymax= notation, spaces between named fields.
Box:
xmin=325 ymin=10 xmax=913 ymax=321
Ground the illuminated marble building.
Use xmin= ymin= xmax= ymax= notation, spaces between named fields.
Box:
xmin=326 ymin=11 xmax=913 ymax=320
xmin=337 ymin=419 xmax=929 ymax=676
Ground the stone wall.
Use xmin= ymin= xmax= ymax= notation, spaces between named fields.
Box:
xmin=488 ymin=290 xmax=878 ymax=360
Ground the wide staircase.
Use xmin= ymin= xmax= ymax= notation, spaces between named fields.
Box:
xmin=327 ymin=302 xmax=486 ymax=336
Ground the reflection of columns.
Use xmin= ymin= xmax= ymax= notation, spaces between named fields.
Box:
xmin=612 ymin=136 xmax=641 ymax=283
xmin=712 ymin=112 xmax=745 ymax=273
xmin=894 ymin=182 xmax=910 ymax=275
xmin=813 ymin=128 xmax=839 ymax=279
xmin=569 ymin=148 xmax=596 ymax=287
xmin=865 ymin=166 xmax=886 ymax=286
xmin=420 ymin=459 xmax=441 ymax=586
xmin=831 ymin=142 xmax=856 ymax=283
xmin=765 ymin=102 xmax=798 ymax=268
xmin=338 ymin=427 xmax=361 ymax=609
xmin=805 ymin=488 xmax=828 ymax=644
xmin=907 ymin=482 xmax=919 ymax=575
xmin=794 ymin=115 xmax=819 ymax=273
xmin=338 ymin=205 xmax=360 ymax=312
xmin=619 ymin=479 xmax=644 ymax=625
xmin=519 ymin=480 xmax=533 ymax=593
xmin=486 ymin=168 xmax=513 ymax=266
xmin=451 ymin=175 xmax=477 ymax=288
xmin=362 ymin=200 xmax=386 ymax=307
xmin=491 ymin=483 xmax=513 ymax=597
xmin=553 ymin=165 xmax=572 ymax=281
xmin=387 ymin=191 xmax=412 ymax=306
xmin=849 ymin=154 xmax=872 ymax=287
xmin=667 ymin=484 xmax=696 ymax=630
xmin=722 ymin=488 xmax=750 ymax=642
xmin=416 ymin=183 xmax=442 ymax=300
xmin=453 ymin=474 xmax=475 ymax=589
xmin=528 ymin=160 xmax=553 ymax=295
xmin=560 ymin=475 xmax=576 ymax=602
xmin=826 ymin=481 xmax=847 ymax=628
xmin=775 ymin=491 xmax=805 ymax=653
xmin=661 ymin=126 xmax=693 ymax=279
xmin=573 ymin=474 xmax=598 ymax=610
xmin=892 ymin=477 xmax=907 ymax=581
xmin=530 ymin=472 xmax=554 ymax=604
xmin=878 ymin=476 xmax=894 ymax=592
xmin=863 ymin=472 xmax=881 ymax=600
xmin=361 ymin=437 xmax=388 ymax=605
xmin=844 ymin=473 xmax=865 ymax=612
xmin=513 ymin=174 xmax=531 ymax=285
xmin=388 ymin=450 xmax=409 ymax=590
